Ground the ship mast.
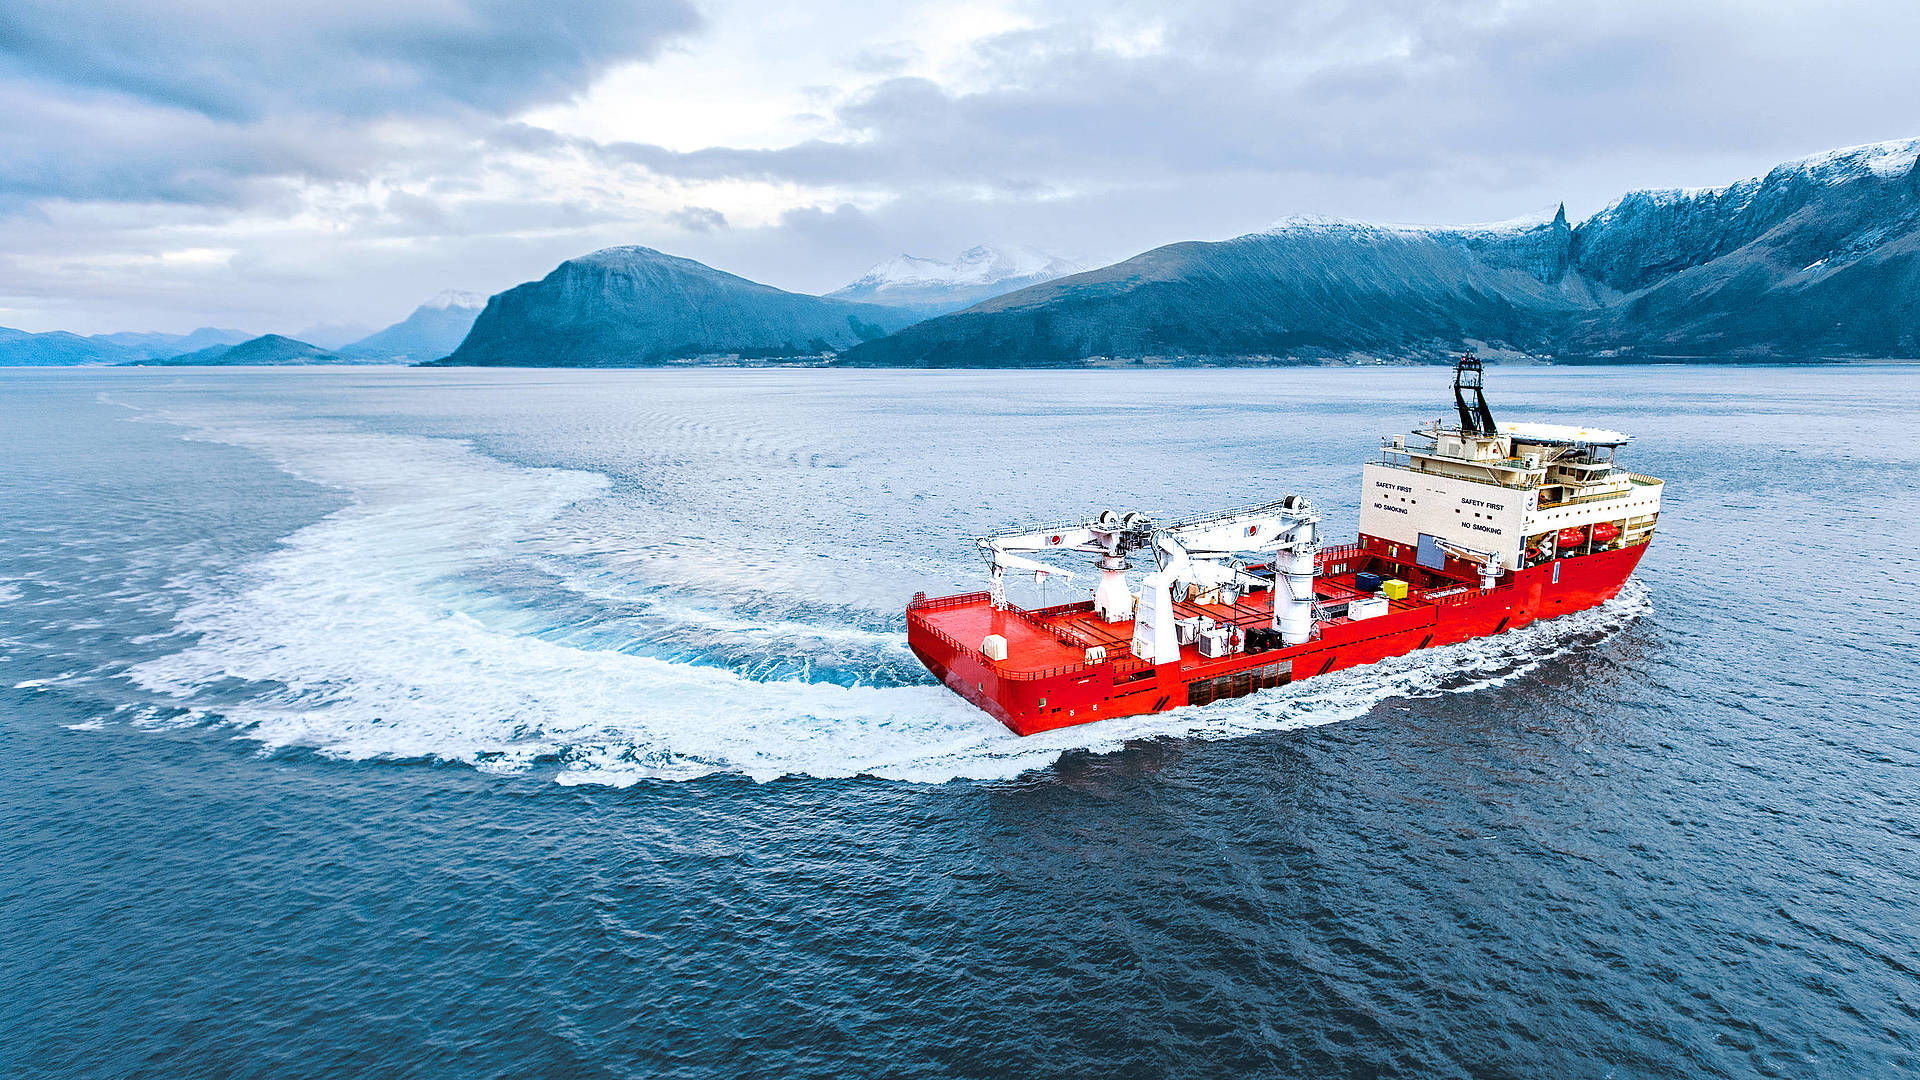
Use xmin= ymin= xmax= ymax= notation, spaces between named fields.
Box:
xmin=1452 ymin=353 xmax=1497 ymax=436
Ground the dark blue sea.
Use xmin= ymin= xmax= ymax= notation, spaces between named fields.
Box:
xmin=3 ymin=365 xmax=1917 ymax=1078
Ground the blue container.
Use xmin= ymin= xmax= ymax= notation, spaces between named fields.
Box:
xmin=1354 ymin=572 xmax=1382 ymax=593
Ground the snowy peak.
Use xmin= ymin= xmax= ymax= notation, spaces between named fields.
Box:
xmin=1586 ymin=136 xmax=1920 ymax=229
xmin=341 ymin=290 xmax=490 ymax=361
xmin=423 ymin=289 xmax=484 ymax=311
xmin=842 ymin=244 xmax=1084 ymax=289
xmin=1760 ymin=136 xmax=1920 ymax=187
xmin=830 ymin=245 xmax=1086 ymax=313
xmin=848 ymin=253 xmax=952 ymax=289
xmin=1255 ymin=207 xmax=1568 ymax=240
xmin=846 ymin=135 xmax=1920 ymax=366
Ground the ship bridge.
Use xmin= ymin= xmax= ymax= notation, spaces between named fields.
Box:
xmin=1358 ymin=357 xmax=1662 ymax=573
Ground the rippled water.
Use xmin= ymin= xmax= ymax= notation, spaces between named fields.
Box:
xmin=4 ymin=365 xmax=1916 ymax=1077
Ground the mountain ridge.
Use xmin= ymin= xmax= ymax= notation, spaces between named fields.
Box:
xmin=827 ymin=245 xmax=1086 ymax=314
xmin=0 ymin=325 xmax=254 ymax=365
xmin=842 ymin=137 xmax=1920 ymax=366
xmin=8 ymin=137 xmax=1918 ymax=368
xmin=139 ymin=334 xmax=353 ymax=366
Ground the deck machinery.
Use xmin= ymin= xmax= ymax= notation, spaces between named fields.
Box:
xmin=907 ymin=357 xmax=1664 ymax=735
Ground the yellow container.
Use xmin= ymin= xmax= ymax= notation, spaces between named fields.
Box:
xmin=1381 ymin=578 xmax=1409 ymax=600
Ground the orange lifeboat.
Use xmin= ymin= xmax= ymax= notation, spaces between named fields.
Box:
xmin=1590 ymin=522 xmax=1621 ymax=545
xmin=1556 ymin=526 xmax=1588 ymax=549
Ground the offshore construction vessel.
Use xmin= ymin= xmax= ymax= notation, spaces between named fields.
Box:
xmin=907 ymin=358 xmax=1663 ymax=735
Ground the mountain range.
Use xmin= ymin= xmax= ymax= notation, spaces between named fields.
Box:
xmin=6 ymin=137 xmax=1917 ymax=368
xmin=842 ymin=212 xmax=1596 ymax=367
xmin=844 ymin=138 xmax=1920 ymax=366
xmin=826 ymin=245 xmax=1085 ymax=314
xmin=0 ymin=325 xmax=251 ymax=366
xmin=0 ymin=293 xmax=484 ymax=366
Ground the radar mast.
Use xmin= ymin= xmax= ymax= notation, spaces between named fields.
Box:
xmin=1452 ymin=353 xmax=1497 ymax=436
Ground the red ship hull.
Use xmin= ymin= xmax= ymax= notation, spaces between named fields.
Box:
xmin=907 ymin=535 xmax=1649 ymax=736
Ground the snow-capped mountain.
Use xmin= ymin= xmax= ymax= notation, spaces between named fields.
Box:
xmin=844 ymin=137 xmax=1920 ymax=365
xmin=828 ymin=245 xmax=1086 ymax=314
xmin=1565 ymin=136 xmax=1920 ymax=356
xmin=841 ymin=209 xmax=1589 ymax=366
xmin=341 ymin=291 xmax=487 ymax=362
xmin=422 ymin=289 xmax=484 ymax=310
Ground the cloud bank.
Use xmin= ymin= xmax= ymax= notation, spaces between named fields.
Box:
xmin=3 ymin=0 xmax=1918 ymax=334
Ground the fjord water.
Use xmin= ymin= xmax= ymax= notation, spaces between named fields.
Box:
xmin=3 ymin=365 xmax=1915 ymax=1078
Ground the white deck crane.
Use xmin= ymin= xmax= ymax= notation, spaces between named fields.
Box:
xmin=1433 ymin=537 xmax=1506 ymax=591
xmin=1132 ymin=496 xmax=1320 ymax=665
xmin=977 ymin=510 xmax=1154 ymax=620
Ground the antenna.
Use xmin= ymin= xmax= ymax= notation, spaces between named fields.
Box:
xmin=1451 ymin=352 xmax=1497 ymax=435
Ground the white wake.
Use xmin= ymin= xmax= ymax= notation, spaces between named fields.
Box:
xmin=121 ymin=407 xmax=1650 ymax=785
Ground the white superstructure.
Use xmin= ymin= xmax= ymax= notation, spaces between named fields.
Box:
xmin=1357 ymin=360 xmax=1663 ymax=572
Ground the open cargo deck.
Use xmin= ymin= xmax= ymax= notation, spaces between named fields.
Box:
xmin=908 ymin=536 xmax=1649 ymax=735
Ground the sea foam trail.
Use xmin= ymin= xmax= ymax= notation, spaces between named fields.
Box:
xmin=121 ymin=406 xmax=1649 ymax=785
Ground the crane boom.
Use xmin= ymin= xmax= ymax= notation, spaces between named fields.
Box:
xmin=977 ymin=510 xmax=1152 ymax=612
xmin=1433 ymin=537 xmax=1506 ymax=591
xmin=1133 ymin=496 xmax=1320 ymax=664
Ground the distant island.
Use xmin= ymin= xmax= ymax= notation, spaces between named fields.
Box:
xmin=135 ymin=334 xmax=351 ymax=366
xmin=0 ymin=291 xmax=488 ymax=368
xmin=7 ymin=138 xmax=1917 ymax=369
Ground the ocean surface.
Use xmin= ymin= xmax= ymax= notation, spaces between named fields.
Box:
xmin=2 ymin=364 xmax=1916 ymax=1078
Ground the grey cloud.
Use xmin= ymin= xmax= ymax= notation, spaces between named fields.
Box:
xmin=9 ymin=0 xmax=1920 ymax=334
xmin=0 ymin=2 xmax=703 ymax=214
xmin=666 ymin=206 xmax=728 ymax=232
xmin=847 ymin=46 xmax=917 ymax=76
xmin=594 ymin=1 xmax=1920 ymax=203
xmin=385 ymin=191 xmax=449 ymax=229
xmin=0 ymin=80 xmax=378 ymax=211
xmin=490 ymin=122 xmax=578 ymax=155
xmin=0 ymin=0 xmax=702 ymax=123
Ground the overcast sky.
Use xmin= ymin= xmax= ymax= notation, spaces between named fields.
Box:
xmin=4 ymin=0 xmax=1918 ymax=336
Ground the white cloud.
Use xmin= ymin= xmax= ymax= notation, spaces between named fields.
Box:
xmin=2 ymin=0 xmax=1918 ymax=333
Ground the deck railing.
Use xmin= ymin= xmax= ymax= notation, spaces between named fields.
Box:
xmin=906 ymin=590 xmax=991 ymax=613
xmin=1317 ymin=542 xmax=1366 ymax=567
xmin=1419 ymin=581 xmax=1515 ymax=606
xmin=908 ymin=590 xmax=1149 ymax=683
xmin=907 ymin=613 xmax=973 ymax=663
xmin=1538 ymin=487 xmax=1630 ymax=510
xmin=1372 ymin=456 xmax=1537 ymax=490
xmin=997 ymin=654 xmax=1153 ymax=683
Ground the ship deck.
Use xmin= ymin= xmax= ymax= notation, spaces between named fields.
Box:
xmin=912 ymin=543 xmax=1478 ymax=678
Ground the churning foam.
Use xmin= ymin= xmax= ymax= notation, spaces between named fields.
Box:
xmin=121 ymin=404 xmax=1650 ymax=785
